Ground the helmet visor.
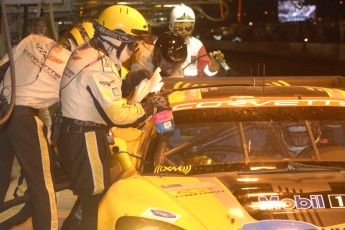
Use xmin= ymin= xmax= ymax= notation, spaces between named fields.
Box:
xmin=93 ymin=20 xmax=140 ymax=43
xmin=172 ymin=22 xmax=194 ymax=37
xmin=284 ymin=123 xmax=311 ymax=147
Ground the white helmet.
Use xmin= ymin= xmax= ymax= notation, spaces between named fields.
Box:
xmin=169 ymin=4 xmax=195 ymax=31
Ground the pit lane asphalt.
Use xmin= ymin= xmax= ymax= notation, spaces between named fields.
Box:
xmin=8 ymin=159 xmax=77 ymax=229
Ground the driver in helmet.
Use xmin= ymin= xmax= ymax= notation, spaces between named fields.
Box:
xmin=56 ymin=5 xmax=170 ymax=229
xmin=169 ymin=4 xmax=225 ymax=78
xmin=153 ymin=31 xmax=188 ymax=78
xmin=281 ymin=121 xmax=321 ymax=157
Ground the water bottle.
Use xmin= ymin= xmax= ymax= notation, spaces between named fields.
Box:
xmin=153 ymin=109 xmax=174 ymax=134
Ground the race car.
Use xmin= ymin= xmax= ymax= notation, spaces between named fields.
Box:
xmin=98 ymin=76 xmax=345 ymax=230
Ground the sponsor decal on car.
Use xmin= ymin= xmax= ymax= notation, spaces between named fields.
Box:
xmin=141 ymin=208 xmax=180 ymax=223
xmin=172 ymin=99 xmax=345 ymax=111
xmin=154 ymin=164 xmax=192 ymax=174
xmin=258 ymin=194 xmax=345 ymax=210
xmin=162 ymin=181 xmax=225 ymax=198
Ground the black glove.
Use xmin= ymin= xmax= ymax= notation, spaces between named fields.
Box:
xmin=141 ymin=93 xmax=170 ymax=117
xmin=121 ymin=69 xmax=152 ymax=97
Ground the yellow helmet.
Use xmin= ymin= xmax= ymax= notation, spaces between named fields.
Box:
xmin=119 ymin=66 xmax=129 ymax=79
xmin=58 ymin=21 xmax=94 ymax=51
xmin=69 ymin=21 xmax=95 ymax=46
xmin=94 ymin=5 xmax=149 ymax=42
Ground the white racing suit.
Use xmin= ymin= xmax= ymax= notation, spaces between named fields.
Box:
xmin=129 ymin=37 xmax=217 ymax=78
xmin=0 ymin=34 xmax=71 ymax=230
xmin=57 ymin=41 xmax=149 ymax=230
xmin=179 ymin=36 xmax=217 ymax=78
xmin=128 ymin=41 xmax=185 ymax=78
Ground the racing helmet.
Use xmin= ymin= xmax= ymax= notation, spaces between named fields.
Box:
xmin=153 ymin=31 xmax=187 ymax=77
xmin=69 ymin=21 xmax=94 ymax=46
xmin=94 ymin=5 xmax=149 ymax=43
xmin=169 ymin=4 xmax=195 ymax=37
xmin=58 ymin=21 xmax=94 ymax=51
xmin=281 ymin=121 xmax=320 ymax=157
xmin=93 ymin=5 xmax=150 ymax=61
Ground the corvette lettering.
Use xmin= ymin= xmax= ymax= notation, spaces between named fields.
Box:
xmin=24 ymin=49 xmax=60 ymax=79
xmin=172 ymin=99 xmax=345 ymax=111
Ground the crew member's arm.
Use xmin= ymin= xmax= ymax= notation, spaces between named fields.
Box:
xmin=86 ymin=71 xmax=168 ymax=128
xmin=197 ymin=45 xmax=225 ymax=78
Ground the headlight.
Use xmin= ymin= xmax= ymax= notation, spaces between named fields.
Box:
xmin=242 ymin=220 xmax=319 ymax=230
xmin=115 ymin=216 xmax=185 ymax=230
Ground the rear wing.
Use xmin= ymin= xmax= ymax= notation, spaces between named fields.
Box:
xmin=161 ymin=76 xmax=345 ymax=92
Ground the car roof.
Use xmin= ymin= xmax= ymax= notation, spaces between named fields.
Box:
xmin=162 ymin=76 xmax=345 ymax=91
xmin=164 ymin=77 xmax=345 ymax=103
xmin=175 ymin=85 xmax=334 ymax=98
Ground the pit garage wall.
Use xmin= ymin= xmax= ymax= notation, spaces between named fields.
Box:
xmin=2 ymin=38 xmax=345 ymax=62
xmin=204 ymin=40 xmax=345 ymax=62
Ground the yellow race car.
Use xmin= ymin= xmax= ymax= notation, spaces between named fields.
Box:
xmin=99 ymin=77 xmax=345 ymax=230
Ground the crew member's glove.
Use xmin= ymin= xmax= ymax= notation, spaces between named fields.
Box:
xmin=208 ymin=50 xmax=225 ymax=72
xmin=122 ymin=69 xmax=152 ymax=97
xmin=141 ymin=93 xmax=170 ymax=117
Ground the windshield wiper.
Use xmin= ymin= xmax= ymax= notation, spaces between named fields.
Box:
xmin=238 ymin=163 xmax=343 ymax=175
xmin=287 ymin=163 xmax=343 ymax=171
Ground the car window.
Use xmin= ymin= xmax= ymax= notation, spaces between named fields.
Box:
xmin=148 ymin=106 xmax=345 ymax=174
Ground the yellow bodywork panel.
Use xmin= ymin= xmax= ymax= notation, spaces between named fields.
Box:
xmin=98 ymin=176 xmax=251 ymax=230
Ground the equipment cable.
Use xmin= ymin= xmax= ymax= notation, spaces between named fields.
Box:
xmin=0 ymin=0 xmax=16 ymax=126
xmin=182 ymin=53 xmax=231 ymax=76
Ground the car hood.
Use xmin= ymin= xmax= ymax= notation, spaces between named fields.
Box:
xmin=142 ymin=170 xmax=345 ymax=229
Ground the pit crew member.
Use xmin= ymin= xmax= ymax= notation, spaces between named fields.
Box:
xmin=170 ymin=4 xmax=225 ymax=77
xmin=0 ymin=21 xmax=96 ymax=230
xmin=56 ymin=5 xmax=170 ymax=229
xmin=0 ymin=34 xmax=71 ymax=230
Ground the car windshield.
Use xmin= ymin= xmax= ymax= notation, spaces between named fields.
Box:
xmin=148 ymin=106 xmax=345 ymax=174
